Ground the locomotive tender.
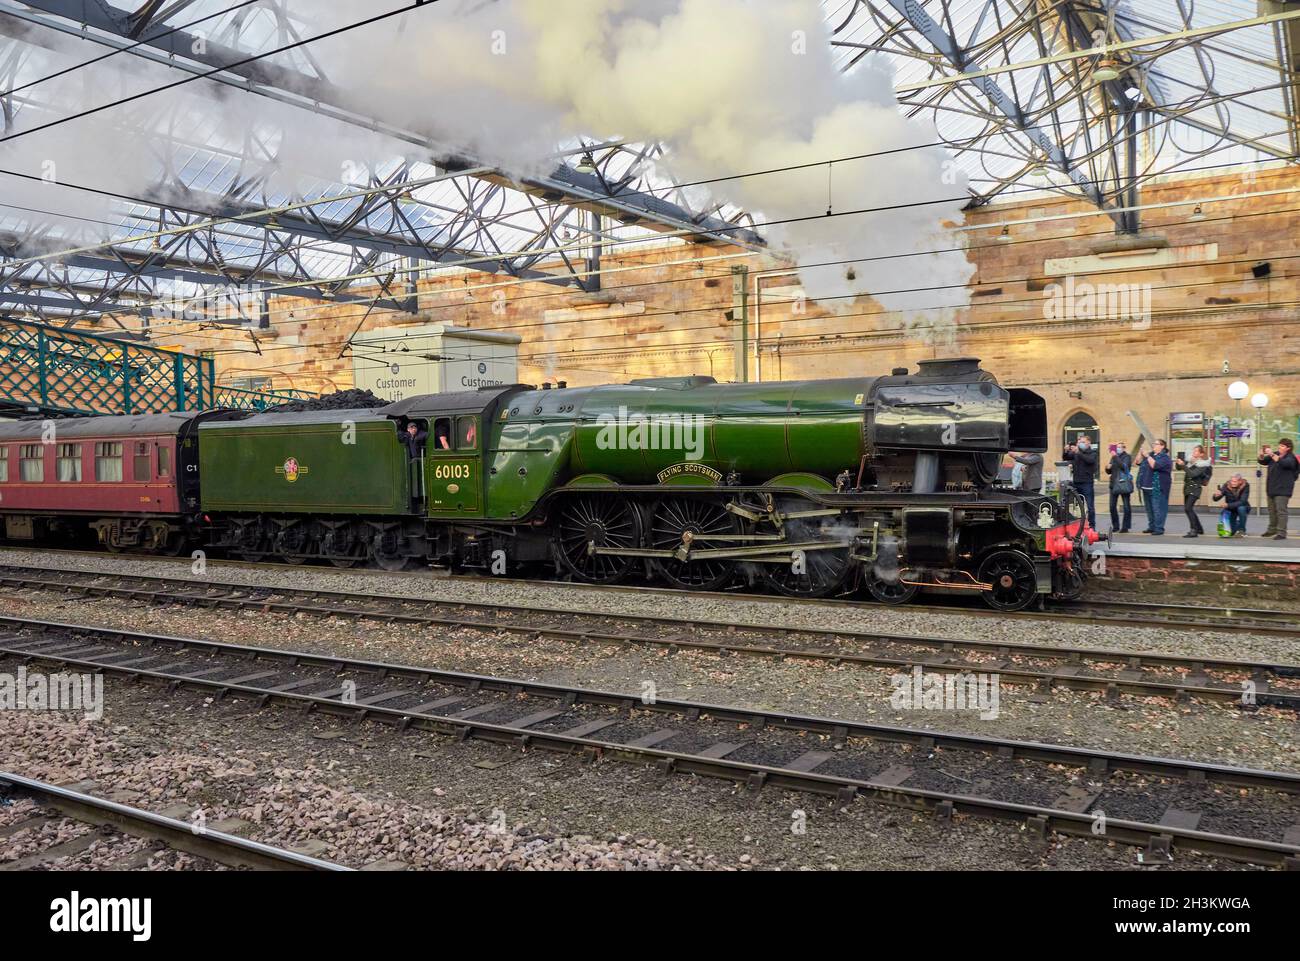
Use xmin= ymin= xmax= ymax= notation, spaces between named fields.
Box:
xmin=0 ymin=358 xmax=1096 ymax=611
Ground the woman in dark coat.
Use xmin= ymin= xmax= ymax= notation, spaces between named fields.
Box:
xmin=1175 ymin=445 xmax=1214 ymax=537
xmin=1105 ymin=442 xmax=1133 ymax=533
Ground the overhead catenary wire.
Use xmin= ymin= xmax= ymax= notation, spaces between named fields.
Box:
xmin=0 ymin=1 xmax=444 ymax=149
xmin=0 ymin=71 xmax=1292 ymax=294
xmin=1 ymin=0 xmax=1293 ymax=327
xmin=228 ymin=291 xmax=1300 ymax=382
xmin=4 ymin=150 xmax=1292 ymax=334
xmin=176 ymin=201 xmax=1300 ymax=375
xmin=0 ymin=6 xmax=1287 ymax=383
xmin=75 ymin=172 xmax=1300 ymax=350
xmin=15 ymin=178 xmax=1291 ymax=369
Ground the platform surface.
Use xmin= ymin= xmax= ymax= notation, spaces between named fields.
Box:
xmin=1100 ymin=510 xmax=1299 ymax=562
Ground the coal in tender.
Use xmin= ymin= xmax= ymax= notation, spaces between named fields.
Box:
xmin=267 ymin=389 xmax=390 ymax=413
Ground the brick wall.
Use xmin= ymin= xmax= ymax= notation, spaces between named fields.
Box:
xmin=85 ymin=163 xmax=1300 ymax=500
xmin=1098 ymin=556 xmax=1299 ymax=603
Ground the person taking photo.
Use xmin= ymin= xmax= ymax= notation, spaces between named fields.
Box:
xmin=1175 ymin=445 xmax=1213 ymax=538
xmin=1258 ymin=439 xmax=1299 ymax=539
xmin=1105 ymin=442 xmax=1134 ymax=534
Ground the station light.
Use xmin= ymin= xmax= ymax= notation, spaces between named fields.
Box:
xmin=1093 ymin=58 xmax=1121 ymax=82
xmin=1251 ymin=393 xmax=1270 ymax=410
xmin=1227 ymin=381 xmax=1250 ymax=401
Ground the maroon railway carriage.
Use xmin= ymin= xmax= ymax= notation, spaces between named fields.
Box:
xmin=0 ymin=411 xmax=232 ymax=553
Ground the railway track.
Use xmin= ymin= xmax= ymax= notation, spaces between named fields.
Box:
xmin=0 ymin=772 xmax=351 ymax=871
xmin=0 ymin=545 xmax=1294 ymax=636
xmin=1 ymin=616 xmax=1296 ymax=868
xmin=1 ymin=564 xmax=1297 ymax=711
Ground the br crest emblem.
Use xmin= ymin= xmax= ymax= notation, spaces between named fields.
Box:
xmin=276 ymin=457 xmax=309 ymax=483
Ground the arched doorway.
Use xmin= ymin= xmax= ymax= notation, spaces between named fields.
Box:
xmin=1063 ymin=411 xmax=1100 ymax=480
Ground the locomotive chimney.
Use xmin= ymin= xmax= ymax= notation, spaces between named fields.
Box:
xmin=915 ymin=357 xmax=982 ymax=377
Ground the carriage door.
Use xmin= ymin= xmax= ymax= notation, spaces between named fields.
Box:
xmin=427 ymin=415 xmax=482 ymax=516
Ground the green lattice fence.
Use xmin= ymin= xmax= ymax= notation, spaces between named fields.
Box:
xmin=214 ymin=384 xmax=316 ymax=411
xmin=0 ymin=318 xmax=311 ymax=416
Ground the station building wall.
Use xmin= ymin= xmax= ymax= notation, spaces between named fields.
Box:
xmin=109 ymin=163 xmax=1300 ymax=503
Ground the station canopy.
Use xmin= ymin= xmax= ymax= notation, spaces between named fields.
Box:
xmin=0 ymin=0 xmax=1294 ymax=327
xmin=827 ymin=0 xmax=1300 ymax=224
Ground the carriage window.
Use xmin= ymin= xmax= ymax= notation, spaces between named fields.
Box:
xmin=0 ymin=447 xmax=7 ymax=483
xmin=95 ymin=442 xmax=124 ymax=482
xmin=432 ymin=418 xmax=453 ymax=452
xmin=457 ymin=417 xmax=478 ymax=451
xmin=158 ymin=445 xmax=171 ymax=478
xmin=19 ymin=445 xmax=43 ymax=482
xmin=56 ymin=444 xmax=82 ymax=483
xmin=133 ymin=442 xmax=151 ymax=482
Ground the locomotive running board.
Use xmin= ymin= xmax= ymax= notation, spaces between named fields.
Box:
xmin=590 ymin=540 xmax=854 ymax=562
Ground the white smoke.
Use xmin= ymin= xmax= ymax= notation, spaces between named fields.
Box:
xmin=0 ymin=17 xmax=401 ymax=255
xmin=308 ymin=0 xmax=976 ymax=334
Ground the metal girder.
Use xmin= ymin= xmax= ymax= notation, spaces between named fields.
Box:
xmin=1056 ymin=1 xmax=1140 ymax=232
xmin=172 ymin=185 xmax=568 ymax=283
xmin=14 ymin=0 xmax=761 ymax=248
xmin=0 ymin=13 xmax=599 ymax=278
xmin=1276 ymin=18 xmax=1300 ymax=156
xmin=0 ymin=0 xmax=761 ymax=327
xmin=0 ymin=230 xmax=408 ymax=305
xmin=833 ymin=0 xmax=1298 ymax=221
xmin=0 ymin=286 xmax=132 ymax=314
xmin=880 ymin=0 xmax=1107 ymax=210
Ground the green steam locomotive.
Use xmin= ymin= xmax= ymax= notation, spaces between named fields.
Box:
xmin=193 ymin=357 xmax=1094 ymax=611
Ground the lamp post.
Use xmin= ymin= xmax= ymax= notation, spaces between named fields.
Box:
xmin=1228 ymin=381 xmax=1249 ymax=463
xmin=1251 ymin=393 xmax=1270 ymax=461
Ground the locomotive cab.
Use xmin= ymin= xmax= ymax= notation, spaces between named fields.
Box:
xmin=382 ymin=387 xmax=522 ymax=521
xmin=1007 ymin=388 xmax=1049 ymax=452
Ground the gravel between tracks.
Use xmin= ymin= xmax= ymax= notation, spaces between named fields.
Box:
xmin=0 ymin=683 xmax=1264 ymax=871
xmin=0 ymin=553 xmax=1296 ymax=775
xmin=1 ymin=549 xmax=1294 ymax=872
xmin=3 ymin=548 xmax=1297 ymax=664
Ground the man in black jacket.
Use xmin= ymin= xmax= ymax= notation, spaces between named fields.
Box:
xmin=1259 ymin=439 xmax=1299 ymax=539
xmin=1064 ymin=437 xmax=1099 ymax=529
xmin=1105 ymin=442 xmax=1133 ymax=533
xmin=1175 ymin=445 xmax=1214 ymax=537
